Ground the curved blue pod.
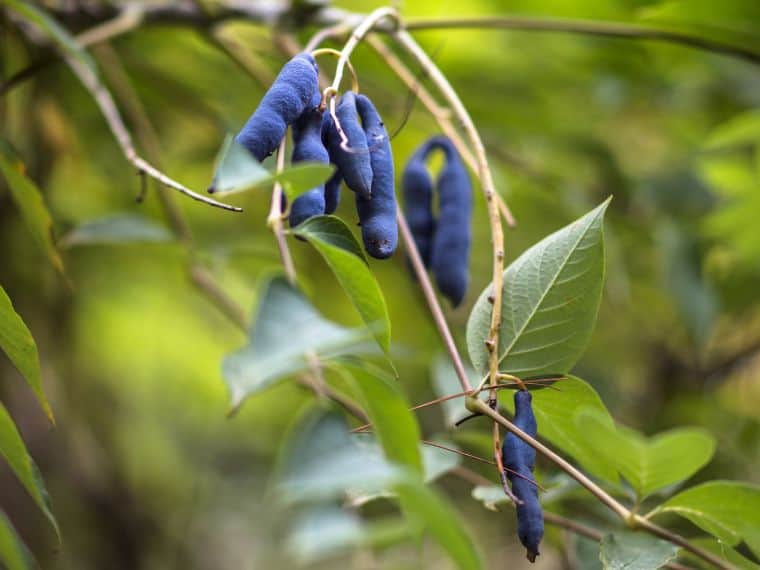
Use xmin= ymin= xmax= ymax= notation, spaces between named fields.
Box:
xmin=322 ymin=92 xmax=373 ymax=198
xmin=354 ymin=94 xmax=397 ymax=259
xmin=402 ymin=140 xmax=436 ymax=267
xmin=324 ymin=171 xmax=342 ymax=214
xmin=502 ymin=391 xmax=544 ymax=563
xmin=289 ymin=94 xmax=329 ymax=227
xmin=428 ymin=137 xmax=472 ymax=307
xmin=235 ymin=53 xmax=319 ymax=162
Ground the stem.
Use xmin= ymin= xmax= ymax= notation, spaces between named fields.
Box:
xmin=327 ymin=7 xmax=398 ymax=96
xmin=470 ymin=398 xmax=630 ymax=519
xmin=267 ymin=138 xmax=296 ymax=285
xmin=60 ymin=54 xmax=241 ymax=212
xmin=364 ymin=35 xmax=516 ymax=227
xmin=470 ymin=399 xmax=733 ymax=570
xmin=396 ymin=206 xmax=472 ymax=393
xmin=404 ymin=16 xmax=760 ymax=66
xmin=391 ymin=29 xmax=506 ymax=397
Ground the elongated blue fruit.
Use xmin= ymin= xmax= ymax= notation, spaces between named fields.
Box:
xmin=289 ymin=94 xmax=329 ymax=227
xmin=324 ymin=171 xmax=342 ymax=214
xmin=354 ymin=94 xmax=397 ymax=259
xmin=502 ymin=391 xmax=544 ymax=563
xmin=235 ymin=53 xmax=319 ymax=162
xmin=322 ymin=92 xmax=373 ymax=198
xmin=402 ymin=140 xmax=436 ymax=267
xmin=429 ymin=136 xmax=472 ymax=307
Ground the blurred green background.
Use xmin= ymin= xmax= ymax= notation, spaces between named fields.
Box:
xmin=2 ymin=0 xmax=760 ymax=568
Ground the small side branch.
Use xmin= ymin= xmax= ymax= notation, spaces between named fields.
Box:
xmin=266 ymin=138 xmax=296 ymax=284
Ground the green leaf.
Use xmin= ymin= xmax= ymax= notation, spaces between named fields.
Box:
xmin=0 ymin=511 xmax=33 ymax=570
xmin=276 ymin=412 xmax=401 ymax=504
xmin=1 ymin=0 xmax=96 ymax=73
xmin=686 ymin=538 xmax=760 ymax=570
xmin=706 ymin=110 xmax=760 ymax=150
xmin=222 ymin=277 xmax=371 ymax=409
xmin=599 ymin=532 xmax=678 ymax=570
xmin=432 ymin=354 xmax=478 ymax=427
xmin=338 ymin=364 xmax=422 ymax=475
xmin=208 ymin=135 xmax=333 ymax=197
xmin=655 ymin=481 xmax=760 ymax=558
xmin=467 ymin=198 xmax=610 ymax=378
xmin=0 ymin=151 xmax=64 ymax=275
xmin=500 ymin=376 xmax=618 ymax=483
xmin=573 ymin=535 xmax=604 ymax=570
xmin=60 ymin=214 xmax=173 ymax=248
xmin=576 ymin=409 xmax=716 ymax=499
xmin=396 ymin=480 xmax=484 ymax=570
xmin=0 ymin=286 xmax=53 ymax=422
xmin=0 ymin=403 xmax=58 ymax=538
xmin=293 ymin=216 xmax=392 ymax=359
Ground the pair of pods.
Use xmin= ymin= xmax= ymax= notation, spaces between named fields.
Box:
xmin=233 ymin=53 xmax=396 ymax=259
xmin=502 ymin=390 xmax=544 ymax=562
xmin=402 ymin=136 xmax=472 ymax=307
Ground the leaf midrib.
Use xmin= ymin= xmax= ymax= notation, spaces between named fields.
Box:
xmin=499 ymin=212 xmax=602 ymax=366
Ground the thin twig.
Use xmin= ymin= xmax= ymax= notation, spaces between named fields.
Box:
xmin=468 ymin=398 xmax=733 ymax=570
xmin=65 ymin=57 xmax=241 ymax=211
xmin=391 ymin=29 xmax=507 ymax=399
xmin=404 ymin=16 xmax=760 ymax=65
xmin=207 ymin=25 xmax=275 ymax=88
xmin=365 ymin=35 xmax=516 ymax=227
xmin=266 ymin=138 xmax=296 ymax=284
xmin=396 ymin=206 xmax=472 ymax=392
xmin=94 ymin=44 xmax=247 ymax=330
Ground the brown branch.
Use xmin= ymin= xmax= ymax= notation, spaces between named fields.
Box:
xmin=266 ymin=138 xmax=296 ymax=284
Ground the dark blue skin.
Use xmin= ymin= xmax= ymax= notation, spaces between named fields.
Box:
xmin=502 ymin=390 xmax=544 ymax=563
xmin=324 ymin=172 xmax=342 ymax=214
xmin=289 ymin=94 xmax=329 ymax=227
xmin=428 ymin=136 xmax=472 ymax=307
xmin=402 ymin=140 xmax=436 ymax=267
xmin=322 ymin=92 xmax=373 ymax=199
xmin=235 ymin=53 xmax=318 ymax=162
xmin=354 ymin=95 xmax=397 ymax=259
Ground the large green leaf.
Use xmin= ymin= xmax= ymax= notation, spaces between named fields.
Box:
xmin=599 ymin=532 xmax=678 ymax=570
xmin=500 ymin=376 xmax=618 ymax=483
xmin=467 ymin=198 xmax=609 ymax=378
xmin=209 ymin=135 xmax=333 ymax=199
xmin=0 ymin=403 xmax=58 ymax=538
xmin=222 ymin=277 xmax=371 ymax=409
xmin=293 ymin=216 xmax=392 ymax=359
xmin=654 ymin=481 xmax=760 ymax=558
xmin=338 ymin=364 xmax=422 ymax=474
xmin=396 ymin=480 xmax=484 ymax=570
xmin=0 ymin=511 xmax=32 ymax=570
xmin=0 ymin=152 xmax=64 ymax=275
xmin=576 ymin=409 xmax=715 ymax=499
xmin=686 ymin=538 xmax=760 ymax=570
xmin=0 ymin=286 xmax=53 ymax=422
xmin=60 ymin=214 xmax=173 ymax=248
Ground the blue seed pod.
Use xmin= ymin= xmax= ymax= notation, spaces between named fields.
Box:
xmin=354 ymin=94 xmax=397 ymax=259
xmin=289 ymin=94 xmax=329 ymax=227
xmin=511 ymin=476 xmax=544 ymax=563
xmin=502 ymin=390 xmax=543 ymax=563
xmin=322 ymin=92 xmax=373 ymax=199
xmin=324 ymin=172 xmax=342 ymax=214
xmin=429 ymin=137 xmax=472 ymax=307
xmin=402 ymin=141 xmax=436 ymax=267
xmin=235 ymin=53 xmax=319 ymax=162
